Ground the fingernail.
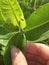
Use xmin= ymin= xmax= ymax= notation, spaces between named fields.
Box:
xmin=11 ymin=46 xmax=28 ymax=65
xmin=11 ymin=46 xmax=20 ymax=59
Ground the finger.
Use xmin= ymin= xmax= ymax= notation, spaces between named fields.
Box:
xmin=26 ymin=43 xmax=49 ymax=65
xmin=26 ymin=43 xmax=49 ymax=60
xmin=11 ymin=46 xmax=28 ymax=65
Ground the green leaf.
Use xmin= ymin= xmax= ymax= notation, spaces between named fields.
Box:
xmin=3 ymin=32 xmax=26 ymax=65
xmin=0 ymin=0 xmax=26 ymax=29
xmin=25 ymin=3 xmax=49 ymax=31
xmin=0 ymin=13 xmax=5 ymax=25
xmin=0 ymin=27 xmax=8 ymax=35
xmin=25 ymin=22 xmax=49 ymax=41
xmin=0 ymin=32 xmax=17 ymax=65
xmin=3 ymin=19 xmax=17 ymax=32
xmin=33 ymin=30 xmax=49 ymax=42
xmin=0 ymin=31 xmax=27 ymax=65
xmin=0 ymin=18 xmax=18 ymax=32
xmin=0 ymin=32 xmax=17 ymax=47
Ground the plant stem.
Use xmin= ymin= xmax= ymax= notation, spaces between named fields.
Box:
xmin=33 ymin=0 xmax=37 ymax=10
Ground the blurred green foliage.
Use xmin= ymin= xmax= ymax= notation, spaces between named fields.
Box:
xmin=18 ymin=0 xmax=49 ymax=19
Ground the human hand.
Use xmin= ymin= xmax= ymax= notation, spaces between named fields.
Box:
xmin=11 ymin=46 xmax=27 ymax=65
xmin=11 ymin=43 xmax=49 ymax=65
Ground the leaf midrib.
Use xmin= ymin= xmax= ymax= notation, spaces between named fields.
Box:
xmin=25 ymin=20 xmax=49 ymax=32
xmin=8 ymin=0 xmax=19 ymax=26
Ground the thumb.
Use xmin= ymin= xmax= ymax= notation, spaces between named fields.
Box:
xmin=11 ymin=46 xmax=28 ymax=65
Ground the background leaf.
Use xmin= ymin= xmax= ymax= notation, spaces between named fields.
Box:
xmin=0 ymin=27 xmax=8 ymax=35
xmin=33 ymin=30 xmax=49 ymax=42
xmin=25 ymin=22 xmax=49 ymax=41
xmin=25 ymin=3 xmax=49 ymax=31
xmin=0 ymin=32 xmax=17 ymax=47
xmin=18 ymin=0 xmax=49 ymax=19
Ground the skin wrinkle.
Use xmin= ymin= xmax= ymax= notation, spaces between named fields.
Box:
xmin=26 ymin=43 xmax=49 ymax=57
xmin=26 ymin=51 xmax=49 ymax=63
xmin=28 ymin=61 xmax=43 ymax=65
xmin=26 ymin=53 xmax=46 ymax=65
xmin=47 ymin=60 xmax=49 ymax=65
xmin=26 ymin=51 xmax=47 ymax=61
xmin=26 ymin=43 xmax=49 ymax=65
xmin=26 ymin=43 xmax=39 ymax=55
xmin=26 ymin=43 xmax=49 ymax=60
xmin=11 ymin=43 xmax=49 ymax=65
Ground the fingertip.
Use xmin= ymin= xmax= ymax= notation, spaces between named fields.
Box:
xmin=11 ymin=46 xmax=28 ymax=65
xmin=11 ymin=46 xmax=19 ymax=59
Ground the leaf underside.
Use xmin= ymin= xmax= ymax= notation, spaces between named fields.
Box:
xmin=0 ymin=0 xmax=26 ymax=29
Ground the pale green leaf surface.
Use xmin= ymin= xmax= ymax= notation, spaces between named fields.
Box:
xmin=0 ymin=0 xmax=26 ymax=29
xmin=3 ymin=19 xmax=17 ymax=32
xmin=0 ymin=18 xmax=18 ymax=32
xmin=0 ymin=32 xmax=17 ymax=46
